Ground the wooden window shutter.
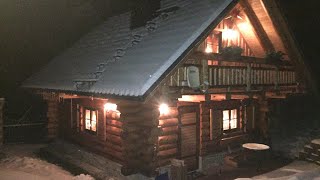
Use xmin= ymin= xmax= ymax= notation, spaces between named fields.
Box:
xmin=76 ymin=104 xmax=80 ymax=132
xmin=79 ymin=106 xmax=84 ymax=132
xmin=71 ymin=100 xmax=77 ymax=129
xmin=245 ymin=105 xmax=256 ymax=131
xmin=210 ymin=109 xmax=222 ymax=140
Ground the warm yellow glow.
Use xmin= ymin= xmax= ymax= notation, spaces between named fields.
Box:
xmin=231 ymin=109 xmax=237 ymax=119
xmin=237 ymin=22 xmax=250 ymax=31
xmin=223 ymin=110 xmax=229 ymax=131
xmin=205 ymin=46 xmax=213 ymax=53
xmin=230 ymin=109 xmax=237 ymax=129
xmin=85 ymin=109 xmax=91 ymax=130
xmin=211 ymin=94 xmax=226 ymax=101
xmin=91 ymin=111 xmax=97 ymax=132
xmin=159 ymin=103 xmax=169 ymax=115
xmin=178 ymin=95 xmax=205 ymax=102
xmin=104 ymin=103 xmax=117 ymax=111
xmin=85 ymin=109 xmax=97 ymax=132
xmin=223 ymin=29 xmax=238 ymax=41
xmin=223 ymin=109 xmax=237 ymax=130
xmin=205 ymin=36 xmax=213 ymax=53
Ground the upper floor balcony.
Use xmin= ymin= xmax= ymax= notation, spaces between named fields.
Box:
xmin=165 ymin=52 xmax=297 ymax=93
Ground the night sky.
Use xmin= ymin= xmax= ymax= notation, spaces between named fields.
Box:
xmin=278 ymin=0 xmax=320 ymax=88
xmin=0 ymin=0 xmax=319 ymax=97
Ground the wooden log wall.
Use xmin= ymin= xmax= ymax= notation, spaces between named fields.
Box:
xmin=0 ymin=98 xmax=4 ymax=146
xmin=105 ymin=110 xmax=123 ymax=160
xmin=57 ymin=97 xmax=125 ymax=163
xmin=242 ymin=99 xmax=258 ymax=133
xmin=200 ymin=100 xmax=250 ymax=155
xmin=119 ymin=103 xmax=159 ymax=176
xmin=257 ymin=96 xmax=269 ymax=138
xmin=157 ymin=107 xmax=179 ymax=167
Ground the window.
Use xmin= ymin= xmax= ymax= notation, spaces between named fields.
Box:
xmin=223 ymin=109 xmax=237 ymax=131
xmin=84 ymin=109 xmax=97 ymax=134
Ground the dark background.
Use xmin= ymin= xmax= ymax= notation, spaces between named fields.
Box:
xmin=0 ymin=0 xmax=319 ymax=99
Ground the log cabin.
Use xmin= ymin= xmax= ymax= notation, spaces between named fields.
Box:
xmin=22 ymin=0 xmax=310 ymax=176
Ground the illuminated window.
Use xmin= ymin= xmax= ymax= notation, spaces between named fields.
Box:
xmin=84 ymin=109 xmax=97 ymax=134
xmin=223 ymin=109 xmax=237 ymax=131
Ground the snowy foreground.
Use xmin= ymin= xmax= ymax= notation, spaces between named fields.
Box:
xmin=0 ymin=144 xmax=93 ymax=180
xmin=1 ymin=143 xmax=320 ymax=180
xmin=0 ymin=156 xmax=93 ymax=180
xmin=236 ymin=161 xmax=320 ymax=180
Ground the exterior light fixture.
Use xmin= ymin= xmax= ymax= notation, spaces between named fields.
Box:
xmin=104 ymin=103 xmax=117 ymax=112
xmin=159 ymin=103 xmax=169 ymax=115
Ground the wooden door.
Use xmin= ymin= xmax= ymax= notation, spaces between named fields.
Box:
xmin=178 ymin=105 xmax=200 ymax=172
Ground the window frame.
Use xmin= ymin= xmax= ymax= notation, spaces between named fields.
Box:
xmin=83 ymin=107 xmax=98 ymax=135
xmin=222 ymin=108 xmax=240 ymax=133
xmin=221 ymin=108 xmax=240 ymax=132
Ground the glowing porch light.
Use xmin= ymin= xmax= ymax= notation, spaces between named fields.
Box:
xmin=104 ymin=103 xmax=117 ymax=111
xmin=159 ymin=103 xmax=169 ymax=115
xmin=223 ymin=29 xmax=237 ymax=41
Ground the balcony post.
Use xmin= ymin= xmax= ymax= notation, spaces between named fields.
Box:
xmin=201 ymin=59 xmax=209 ymax=90
xmin=246 ymin=64 xmax=252 ymax=91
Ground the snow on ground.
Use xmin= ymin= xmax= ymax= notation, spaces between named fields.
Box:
xmin=271 ymin=128 xmax=320 ymax=159
xmin=0 ymin=144 xmax=94 ymax=180
xmin=236 ymin=160 xmax=320 ymax=180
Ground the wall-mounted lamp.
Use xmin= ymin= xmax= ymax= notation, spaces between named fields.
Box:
xmin=159 ymin=103 xmax=169 ymax=116
xmin=104 ymin=103 xmax=117 ymax=112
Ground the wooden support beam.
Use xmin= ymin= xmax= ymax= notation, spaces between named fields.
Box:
xmin=231 ymin=94 xmax=250 ymax=99
xmin=191 ymin=52 xmax=265 ymax=64
xmin=59 ymin=93 xmax=108 ymax=100
xmin=190 ymin=52 xmax=293 ymax=66
xmin=239 ymin=0 xmax=275 ymax=52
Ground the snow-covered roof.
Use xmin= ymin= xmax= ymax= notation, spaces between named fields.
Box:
xmin=22 ymin=0 xmax=235 ymax=98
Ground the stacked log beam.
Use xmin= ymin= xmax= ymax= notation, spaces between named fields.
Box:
xmin=257 ymin=96 xmax=269 ymax=138
xmin=119 ymin=103 xmax=159 ymax=176
xmin=200 ymin=103 xmax=211 ymax=156
xmin=299 ymin=139 xmax=320 ymax=165
xmin=42 ymin=93 xmax=59 ymax=140
xmin=157 ymin=107 xmax=179 ymax=167
xmin=106 ymin=110 xmax=123 ymax=149
xmin=0 ymin=98 xmax=4 ymax=146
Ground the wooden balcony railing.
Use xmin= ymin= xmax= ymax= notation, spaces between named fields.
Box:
xmin=167 ymin=64 xmax=296 ymax=90
xmin=208 ymin=65 xmax=296 ymax=89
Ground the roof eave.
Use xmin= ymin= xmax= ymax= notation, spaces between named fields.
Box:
xmin=22 ymin=86 xmax=145 ymax=101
